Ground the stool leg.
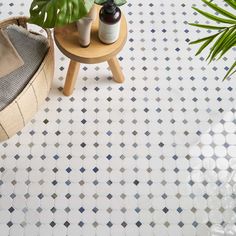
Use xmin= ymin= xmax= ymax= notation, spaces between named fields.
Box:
xmin=107 ymin=57 xmax=125 ymax=83
xmin=63 ymin=60 xmax=80 ymax=96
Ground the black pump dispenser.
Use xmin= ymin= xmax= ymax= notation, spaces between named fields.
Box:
xmin=99 ymin=0 xmax=121 ymax=25
xmin=104 ymin=0 xmax=116 ymax=14
xmin=98 ymin=0 xmax=122 ymax=44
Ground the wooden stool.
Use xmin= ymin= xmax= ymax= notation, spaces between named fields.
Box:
xmin=54 ymin=7 xmax=127 ymax=96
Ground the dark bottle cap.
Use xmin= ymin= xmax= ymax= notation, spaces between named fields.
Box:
xmin=104 ymin=0 xmax=116 ymax=14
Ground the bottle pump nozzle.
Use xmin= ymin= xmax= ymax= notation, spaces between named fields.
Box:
xmin=105 ymin=0 xmax=116 ymax=14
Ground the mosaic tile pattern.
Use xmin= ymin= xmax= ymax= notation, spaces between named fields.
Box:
xmin=0 ymin=0 xmax=236 ymax=235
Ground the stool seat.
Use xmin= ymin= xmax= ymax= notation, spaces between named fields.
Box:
xmin=54 ymin=11 xmax=127 ymax=64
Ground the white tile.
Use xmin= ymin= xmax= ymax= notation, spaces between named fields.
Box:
xmin=0 ymin=0 xmax=236 ymax=235
xmin=24 ymin=224 xmax=38 ymax=236
xmin=10 ymin=224 xmax=24 ymax=236
xmin=0 ymin=210 xmax=10 ymax=223
xmin=40 ymin=210 xmax=54 ymax=223
xmin=53 ymin=224 xmax=67 ymax=236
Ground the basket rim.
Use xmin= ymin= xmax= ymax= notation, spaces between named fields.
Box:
xmin=0 ymin=16 xmax=52 ymax=41
xmin=0 ymin=16 xmax=54 ymax=113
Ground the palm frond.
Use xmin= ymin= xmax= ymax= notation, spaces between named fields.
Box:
xmin=218 ymin=31 xmax=236 ymax=59
xmin=223 ymin=61 xmax=236 ymax=80
xmin=224 ymin=0 xmax=236 ymax=10
xmin=202 ymin=0 xmax=236 ymax=20
xmin=189 ymin=32 xmax=221 ymax=45
xmin=189 ymin=23 xmax=226 ymax=29
xmin=189 ymin=0 xmax=236 ymax=80
xmin=208 ymin=27 xmax=234 ymax=62
xmin=196 ymin=36 xmax=215 ymax=55
xmin=192 ymin=7 xmax=236 ymax=24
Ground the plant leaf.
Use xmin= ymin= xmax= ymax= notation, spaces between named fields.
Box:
xmin=192 ymin=7 xmax=236 ymax=24
xmin=189 ymin=23 xmax=226 ymax=30
xmin=195 ymin=36 xmax=215 ymax=55
xmin=190 ymin=0 xmax=236 ymax=81
xmin=209 ymin=27 xmax=235 ymax=61
xmin=95 ymin=0 xmax=127 ymax=6
xmin=114 ymin=0 xmax=127 ymax=6
xmin=218 ymin=30 xmax=236 ymax=58
xmin=206 ymin=28 xmax=229 ymax=62
xmin=224 ymin=0 xmax=236 ymax=10
xmin=29 ymin=0 xmax=94 ymax=28
xmin=219 ymin=41 xmax=236 ymax=59
xmin=202 ymin=0 xmax=236 ymax=20
xmin=223 ymin=60 xmax=236 ymax=80
xmin=94 ymin=0 xmax=106 ymax=5
xmin=189 ymin=32 xmax=220 ymax=45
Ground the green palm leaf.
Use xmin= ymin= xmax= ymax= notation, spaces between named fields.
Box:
xmin=189 ymin=23 xmax=226 ymax=29
xmin=207 ymin=27 xmax=235 ymax=62
xmin=196 ymin=36 xmax=216 ymax=55
xmin=193 ymin=6 xmax=236 ymax=24
xmin=218 ymin=31 xmax=236 ymax=58
xmin=223 ymin=61 xmax=236 ymax=80
xmin=189 ymin=32 xmax=220 ymax=45
xmin=190 ymin=0 xmax=236 ymax=80
xmin=202 ymin=0 xmax=236 ymax=20
xmin=224 ymin=0 xmax=236 ymax=10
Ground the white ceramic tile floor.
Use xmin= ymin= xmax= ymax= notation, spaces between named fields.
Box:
xmin=0 ymin=0 xmax=236 ymax=235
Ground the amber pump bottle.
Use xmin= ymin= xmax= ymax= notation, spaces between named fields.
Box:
xmin=98 ymin=0 xmax=121 ymax=44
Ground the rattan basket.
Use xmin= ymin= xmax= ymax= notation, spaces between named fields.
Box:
xmin=0 ymin=17 xmax=54 ymax=141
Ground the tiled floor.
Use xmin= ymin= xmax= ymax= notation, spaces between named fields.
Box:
xmin=0 ymin=0 xmax=236 ymax=235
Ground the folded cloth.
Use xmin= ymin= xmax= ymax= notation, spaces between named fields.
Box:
xmin=0 ymin=29 xmax=24 ymax=78
xmin=0 ymin=24 xmax=49 ymax=111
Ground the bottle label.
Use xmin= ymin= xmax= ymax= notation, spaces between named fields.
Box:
xmin=98 ymin=20 xmax=121 ymax=44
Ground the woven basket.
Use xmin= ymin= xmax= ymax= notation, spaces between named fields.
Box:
xmin=0 ymin=17 xmax=54 ymax=141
